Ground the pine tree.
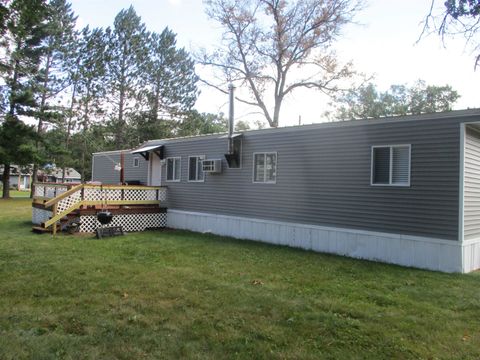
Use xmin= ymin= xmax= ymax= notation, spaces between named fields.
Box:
xmin=143 ymin=27 xmax=198 ymax=122
xmin=105 ymin=6 xmax=148 ymax=148
xmin=0 ymin=0 xmax=48 ymax=198
xmin=74 ymin=26 xmax=108 ymax=180
xmin=126 ymin=27 xmax=199 ymax=144
xmin=31 ymin=0 xmax=78 ymax=194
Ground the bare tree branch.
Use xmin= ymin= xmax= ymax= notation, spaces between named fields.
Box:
xmin=200 ymin=0 xmax=364 ymax=127
xmin=418 ymin=0 xmax=480 ymax=70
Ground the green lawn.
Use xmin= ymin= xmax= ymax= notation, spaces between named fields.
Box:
xmin=8 ymin=190 xmax=31 ymax=197
xmin=0 ymin=199 xmax=479 ymax=359
xmin=0 ymin=190 xmax=31 ymax=198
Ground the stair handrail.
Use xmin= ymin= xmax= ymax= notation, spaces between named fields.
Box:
xmin=44 ymin=184 xmax=84 ymax=208
xmin=41 ymin=184 xmax=167 ymax=233
xmin=43 ymin=202 xmax=83 ymax=230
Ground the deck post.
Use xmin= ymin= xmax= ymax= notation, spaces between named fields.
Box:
xmin=52 ymin=203 xmax=57 ymax=236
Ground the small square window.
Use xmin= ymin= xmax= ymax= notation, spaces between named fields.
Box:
xmin=253 ymin=152 xmax=277 ymax=183
xmin=371 ymin=145 xmax=410 ymax=186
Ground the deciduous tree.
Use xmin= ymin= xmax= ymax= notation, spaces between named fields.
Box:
xmin=421 ymin=0 xmax=480 ymax=69
xmin=176 ymin=110 xmax=227 ymax=137
xmin=199 ymin=0 xmax=363 ymax=127
xmin=331 ymin=80 xmax=460 ymax=120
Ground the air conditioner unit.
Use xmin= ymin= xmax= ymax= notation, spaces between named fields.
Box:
xmin=202 ymin=159 xmax=222 ymax=174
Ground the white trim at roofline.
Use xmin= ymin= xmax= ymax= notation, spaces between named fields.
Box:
xmin=131 ymin=144 xmax=164 ymax=154
xmin=92 ymin=109 xmax=480 ymax=153
xmin=138 ymin=108 xmax=480 ymax=147
xmin=92 ymin=149 xmax=132 ymax=155
xmin=167 ymin=209 xmax=480 ymax=273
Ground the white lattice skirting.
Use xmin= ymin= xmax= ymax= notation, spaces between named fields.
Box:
xmin=32 ymin=208 xmax=52 ymax=225
xmin=79 ymin=213 xmax=167 ymax=233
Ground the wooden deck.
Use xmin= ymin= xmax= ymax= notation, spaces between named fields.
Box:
xmin=32 ymin=183 xmax=167 ymax=234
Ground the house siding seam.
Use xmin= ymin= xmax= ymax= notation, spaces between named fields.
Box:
xmin=463 ymin=125 xmax=480 ymax=240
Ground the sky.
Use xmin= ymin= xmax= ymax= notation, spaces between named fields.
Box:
xmin=70 ymin=0 xmax=480 ymax=127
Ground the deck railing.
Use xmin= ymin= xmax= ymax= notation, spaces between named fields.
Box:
xmin=33 ymin=182 xmax=79 ymax=199
xmin=32 ymin=183 xmax=167 ymax=234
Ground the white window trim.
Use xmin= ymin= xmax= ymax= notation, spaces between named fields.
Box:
xmin=370 ymin=144 xmax=411 ymax=187
xmin=166 ymin=157 xmax=181 ymax=182
xmin=252 ymin=152 xmax=277 ymax=184
xmin=188 ymin=155 xmax=205 ymax=182
xmin=133 ymin=157 xmax=140 ymax=168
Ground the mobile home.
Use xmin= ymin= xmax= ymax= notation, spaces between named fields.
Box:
xmin=92 ymin=109 xmax=480 ymax=273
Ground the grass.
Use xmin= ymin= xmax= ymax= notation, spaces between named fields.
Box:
xmin=0 ymin=199 xmax=479 ymax=359
xmin=0 ymin=189 xmax=31 ymax=198
xmin=8 ymin=190 xmax=31 ymax=197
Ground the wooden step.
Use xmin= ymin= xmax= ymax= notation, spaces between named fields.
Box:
xmin=32 ymin=223 xmax=61 ymax=234
xmin=32 ymin=226 xmax=52 ymax=234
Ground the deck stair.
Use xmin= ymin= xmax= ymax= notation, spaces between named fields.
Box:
xmin=32 ymin=183 xmax=167 ymax=234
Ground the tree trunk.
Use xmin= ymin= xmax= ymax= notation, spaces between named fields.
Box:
xmin=81 ymin=89 xmax=90 ymax=182
xmin=272 ymin=98 xmax=282 ymax=128
xmin=152 ymin=78 xmax=161 ymax=120
xmin=117 ymin=84 xmax=125 ymax=148
xmin=2 ymin=163 xmax=10 ymax=199
xmin=31 ymin=51 xmax=52 ymax=197
xmin=81 ymin=148 xmax=85 ymax=182
xmin=62 ymin=79 xmax=78 ymax=183
xmin=30 ymin=163 xmax=39 ymax=198
xmin=8 ymin=45 xmax=20 ymax=116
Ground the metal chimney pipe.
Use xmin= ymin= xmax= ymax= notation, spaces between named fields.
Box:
xmin=228 ymin=83 xmax=235 ymax=154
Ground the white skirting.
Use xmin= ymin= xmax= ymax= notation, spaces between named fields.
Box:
xmin=462 ymin=238 xmax=480 ymax=273
xmin=32 ymin=208 xmax=52 ymax=225
xmin=167 ymin=209 xmax=480 ymax=273
xmin=79 ymin=213 xmax=167 ymax=233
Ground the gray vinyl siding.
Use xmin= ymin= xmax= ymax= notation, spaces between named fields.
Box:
xmin=160 ymin=115 xmax=471 ymax=240
xmin=463 ymin=125 xmax=480 ymax=240
xmin=92 ymin=152 xmax=148 ymax=184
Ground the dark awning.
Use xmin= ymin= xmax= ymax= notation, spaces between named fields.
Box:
xmin=131 ymin=144 xmax=164 ymax=161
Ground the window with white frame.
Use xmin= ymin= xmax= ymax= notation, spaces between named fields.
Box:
xmin=133 ymin=157 xmax=140 ymax=167
xmin=188 ymin=155 xmax=205 ymax=182
xmin=166 ymin=157 xmax=181 ymax=182
xmin=371 ymin=145 xmax=411 ymax=186
xmin=253 ymin=152 xmax=277 ymax=183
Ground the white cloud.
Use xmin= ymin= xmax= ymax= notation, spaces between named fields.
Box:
xmin=167 ymin=0 xmax=181 ymax=6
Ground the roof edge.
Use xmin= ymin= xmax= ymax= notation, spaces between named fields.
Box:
xmin=93 ymin=108 xmax=480 ymax=151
